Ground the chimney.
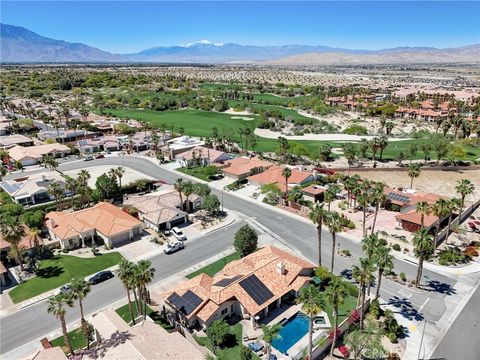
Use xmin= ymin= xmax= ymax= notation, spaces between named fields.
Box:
xmin=276 ymin=262 xmax=286 ymax=275
xmin=48 ymin=219 xmax=56 ymax=228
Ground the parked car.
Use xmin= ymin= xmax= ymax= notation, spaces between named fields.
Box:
xmin=95 ymin=154 xmax=105 ymax=159
xmin=54 ymin=284 xmax=71 ymax=296
xmin=88 ymin=270 xmax=114 ymax=285
xmin=84 ymin=156 xmax=93 ymax=161
xmin=164 ymin=241 xmax=185 ymax=254
xmin=171 ymin=227 xmax=187 ymax=241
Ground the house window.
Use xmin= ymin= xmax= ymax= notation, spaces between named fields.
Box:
xmin=221 ymin=308 xmax=228 ymax=316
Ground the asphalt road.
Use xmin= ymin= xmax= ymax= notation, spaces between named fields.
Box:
xmin=0 ymin=156 xmax=458 ymax=354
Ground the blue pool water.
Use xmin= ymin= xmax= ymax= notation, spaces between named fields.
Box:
xmin=272 ymin=312 xmax=309 ymax=354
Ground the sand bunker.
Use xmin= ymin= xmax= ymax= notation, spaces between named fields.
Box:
xmin=231 ymin=116 xmax=255 ymax=121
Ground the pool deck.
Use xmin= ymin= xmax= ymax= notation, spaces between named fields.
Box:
xmin=241 ymin=304 xmax=331 ymax=360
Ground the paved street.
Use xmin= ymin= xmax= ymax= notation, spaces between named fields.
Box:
xmin=0 ymin=156 xmax=465 ymax=355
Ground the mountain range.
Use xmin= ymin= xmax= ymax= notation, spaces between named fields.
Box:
xmin=1 ymin=23 xmax=479 ymax=65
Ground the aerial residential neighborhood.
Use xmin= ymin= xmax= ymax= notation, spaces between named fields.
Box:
xmin=0 ymin=1 xmax=479 ymax=360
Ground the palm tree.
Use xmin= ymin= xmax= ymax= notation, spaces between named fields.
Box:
xmin=261 ymin=323 xmax=282 ymax=360
xmin=374 ymin=246 xmax=394 ymax=299
xmin=47 ymin=295 xmax=74 ymax=355
xmin=117 ymin=259 xmax=137 ymax=325
xmin=361 ymin=233 xmax=381 ymax=295
xmin=297 ymin=284 xmax=326 ymax=360
xmin=115 ymin=167 xmax=125 ymax=197
xmin=324 ymin=276 xmax=348 ymax=355
xmin=370 ymin=182 xmax=386 ymax=234
xmin=416 ymin=201 xmax=431 ymax=229
xmin=378 ymin=135 xmax=388 ymax=161
xmin=48 ymin=181 xmax=64 ymax=210
xmin=64 ymin=176 xmax=77 ymax=208
xmin=352 ymin=257 xmax=375 ymax=330
xmin=135 ymin=260 xmax=156 ymax=319
xmin=455 ymin=179 xmax=474 ymax=218
xmin=69 ymin=277 xmax=91 ymax=347
xmin=282 ymin=167 xmax=292 ymax=205
xmin=326 ymin=211 xmax=343 ymax=272
xmin=324 ymin=184 xmax=340 ymax=211
xmin=407 ymin=163 xmax=421 ymax=189
xmin=369 ymin=137 xmax=381 ymax=167
xmin=28 ymin=227 xmax=42 ymax=255
xmin=357 ymin=181 xmax=372 ymax=237
xmin=412 ymin=229 xmax=435 ymax=287
xmin=309 ymin=204 xmax=329 ymax=266
xmin=0 ymin=221 xmax=26 ymax=271
xmin=174 ymin=178 xmax=185 ymax=210
xmin=277 ymin=136 xmax=290 ymax=163
xmin=431 ymin=198 xmax=451 ymax=247
xmin=182 ymin=181 xmax=194 ymax=214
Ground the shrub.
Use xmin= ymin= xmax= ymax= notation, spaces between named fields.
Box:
xmin=387 ymin=352 xmax=401 ymax=360
xmin=344 ymin=281 xmax=359 ymax=298
xmin=369 ymin=299 xmax=381 ymax=319
xmin=392 ymin=244 xmax=401 ymax=251
xmin=399 ymin=272 xmax=407 ymax=282
xmin=314 ymin=266 xmax=332 ymax=287
xmin=338 ymin=345 xmax=350 ymax=359
xmin=464 ymin=246 xmax=479 ymax=258
xmin=349 ymin=309 xmax=360 ymax=323
xmin=240 ymin=345 xmax=253 ymax=360
xmin=438 ymin=247 xmax=469 ymax=265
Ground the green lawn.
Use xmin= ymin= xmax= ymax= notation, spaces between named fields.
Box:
xmin=51 ymin=327 xmax=88 ymax=353
xmin=186 ymin=251 xmax=241 ymax=279
xmin=324 ymin=293 xmax=358 ymax=326
xmin=177 ymin=166 xmax=213 ymax=182
xmin=194 ymin=323 xmax=260 ymax=359
xmin=115 ymin=300 xmax=174 ymax=330
xmin=9 ymin=253 xmax=124 ymax=304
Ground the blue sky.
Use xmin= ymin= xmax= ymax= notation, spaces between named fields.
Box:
xmin=1 ymin=1 xmax=479 ymax=53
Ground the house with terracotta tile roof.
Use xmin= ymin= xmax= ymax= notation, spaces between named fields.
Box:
xmin=45 ymin=202 xmax=143 ymax=249
xmin=221 ymin=156 xmax=274 ymax=180
xmin=247 ymin=165 xmax=315 ymax=193
xmin=161 ymin=246 xmax=315 ymax=330
xmin=175 ymin=145 xmax=231 ymax=167
xmin=301 ymin=184 xmax=326 ymax=203
xmin=23 ymin=347 xmax=68 ymax=360
xmin=384 ymin=188 xmax=448 ymax=233
xmin=0 ymin=225 xmax=41 ymax=258
xmin=8 ymin=144 xmax=70 ymax=166
xmin=82 ymin=309 xmax=207 ymax=360
xmin=123 ymin=184 xmax=202 ymax=231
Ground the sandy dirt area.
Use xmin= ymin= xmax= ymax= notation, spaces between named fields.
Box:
xmin=347 ymin=169 xmax=480 ymax=204
xmin=64 ymin=165 xmax=155 ymax=188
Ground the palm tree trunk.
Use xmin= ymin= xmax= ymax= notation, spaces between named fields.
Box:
xmin=317 ymin=224 xmax=322 ymax=266
xmin=362 ymin=207 xmax=367 ymax=237
xmin=330 ymin=305 xmax=338 ymax=356
xmin=308 ymin=316 xmax=313 ymax=360
xmin=359 ymin=286 xmax=366 ymax=331
xmin=330 ymin=233 xmax=336 ymax=272
xmin=14 ymin=244 xmax=25 ymax=271
xmin=416 ymin=256 xmax=424 ymax=287
xmin=126 ymin=288 xmax=135 ymax=325
xmin=435 ymin=223 xmax=441 ymax=248
xmin=133 ymin=288 xmax=140 ymax=314
xmin=375 ymin=269 xmax=383 ymax=299
xmin=371 ymin=204 xmax=379 ymax=235
xmin=460 ymin=197 xmax=465 ymax=221
xmin=410 ymin=176 xmax=414 ymax=189
xmin=60 ymin=315 xmax=74 ymax=355
xmin=79 ymin=299 xmax=85 ymax=322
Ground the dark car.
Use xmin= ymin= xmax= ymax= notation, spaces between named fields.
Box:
xmin=95 ymin=154 xmax=105 ymax=159
xmin=88 ymin=270 xmax=114 ymax=285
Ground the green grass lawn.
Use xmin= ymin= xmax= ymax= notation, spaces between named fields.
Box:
xmin=186 ymin=251 xmax=241 ymax=279
xmin=194 ymin=323 xmax=261 ymax=359
xmin=115 ymin=300 xmax=174 ymax=330
xmin=177 ymin=166 xmax=213 ymax=182
xmin=51 ymin=327 xmax=88 ymax=353
xmin=9 ymin=253 xmax=123 ymax=304
xmin=324 ymin=293 xmax=358 ymax=326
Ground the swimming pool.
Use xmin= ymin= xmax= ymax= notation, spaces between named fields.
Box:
xmin=272 ymin=312 xmax=309 ymax=354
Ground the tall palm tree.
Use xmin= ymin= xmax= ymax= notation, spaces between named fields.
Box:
xmin=324 ymin=276 xmax=348 ymax=355
xmin=69 ymin=277 xmax=91 ymax=347
xmin=324 ymin=184 xmax=340 ymax=211
xmin=374 ymin=246 xmax=394 ymax=299
xmin=326 ymin=211 xmax=343 ymax=272
xmin=64 ymin=176 xmax=77 ymax=208
xmin=174 ymin=178 xmax=185 ymax=210
xmin=357 ymin=181 xmax=372 ymax=237
xmin=361 ymin=233 xmax=381 ymax=295
xmin=28 ymin=227 xmax=42 ymax=255
xmin=135 ymin=260 xmax=156 ymax=319
xmin=416 ymin=201 xmax=431 ymax=229
xmin=370 ymin=182 xmax=386 ymax=234
xmin=455 ymin=179 xmax=474 ymax=218
xmin=282 ymin=167 xmax=292 ymax=205
xmin=297 ymin=284 xmax=326 ymax=360
xmin=115 ymin=167 xmax=125 ymax=197
xmin=309 ymin=204 xmax=329 ymax=266
xmin=182 ymin=181 xmax=194 ymax=214
xmin=277 ymin=136 xmax=289 ymax=163
xmin=352 ymin=257 xmax=375 ymax=330
xmin=431 ymin=198 xmax=451 ymax=247
xmin=48 ymin=181 xmax=64 ymax=210
xmin=412 ymin=229 xmax=435 ymax=287
xmin=0 ymin=221 xmax=26 ymax=271
xmin=369 ymin=137 xmax=381 ymax=167
xmin=261 ymin=323 xmax=282 ymax=360
xmin=47 ymin=295 xmax=74 ymax=355
xmin=117 ymin=259 xmax=137 ymax=324
xmin=407 ymin=163 xmax=421 ymax=189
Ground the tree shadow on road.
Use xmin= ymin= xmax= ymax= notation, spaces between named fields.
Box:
xmin=387 ymin=296 xmax=424 ymax=321
xmin=424 ymin=280 xmax=456 ymax=295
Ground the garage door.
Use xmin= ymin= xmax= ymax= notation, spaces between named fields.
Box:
xmin=169 ymin=217 xmax=186 ymax=228
xmin=109 ymin=232 xmax=131 ymax=247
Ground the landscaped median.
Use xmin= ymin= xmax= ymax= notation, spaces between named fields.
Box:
xmin=9 ymin=252 xmax=124 ymax=304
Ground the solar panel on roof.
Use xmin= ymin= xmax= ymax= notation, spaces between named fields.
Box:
xmin=239 ymin=274 xmax=274 ymax=306
xmin=213 ymin=275 xmax=243 ymax=287
xmin=167 ymin=290 xmax=202 ymax=315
